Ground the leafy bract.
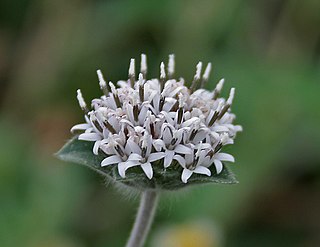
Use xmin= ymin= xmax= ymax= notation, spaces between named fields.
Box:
xmin=56 ymin=137 xmax=238 ymax=191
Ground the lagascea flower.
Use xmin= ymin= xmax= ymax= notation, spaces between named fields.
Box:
xmin=71 ymin=54 xmax=242 ymax=183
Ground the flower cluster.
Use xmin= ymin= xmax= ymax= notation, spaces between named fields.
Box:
xmin=71 ymin=54 xmax=242 ymax=183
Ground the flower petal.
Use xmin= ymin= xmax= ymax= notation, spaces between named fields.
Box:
xmin=153 ymin=139 xmax=165 ymax=152
xmin=71 ymin=123 xmax=90 ymax=132
xmin=93 ymin=140 xmax=101 ymax=155
xmin=118 ymin=161 xmax=139 ymax=178
xmin=85 ymin=127 xmax=94 ymax=133
xmin=211 ymin=126 xmax=229 ymax=132
xmin=174 ymin=144 xmax=192 ymax=154
xmin=141 ymin=162 xmax=153 ymax=179
xmin=184 ymin=154 xmax=193 ymax=165
xmin=181 ymin=168 xmax=193 ymax=183
xmin=213 ymin=159 xmax=223 ymax=174
xmin=101 ymin=155 xmax=122 ymax=167
xmin=215 ymin=153 xmax=235 ymax=162
xmin=192 ymin=130 xmax=208 ymax=143
xmin=164 ymin=150 xmax=175 ymax=168
xmin=78 ymin=133 xmax=101 ymax=141
xmin=181 ymin=117 xmax=199 ymax=127
xmin=125 ymin=103 xmax=134 ymax=123
xmin=162 ymin=126 xmax=173 ymax=145
xmin=126 ymin=139 xmax=141 ymax=155
xmin=148 ymin=152 xmax=165 ymax=162
xmin=138 ymin=105 xmax=148 ymax=124
xmin=128 ymin=153 xmax=142 ymax=161
xmin=173 ymin=154 xmax=186 ymax=168
xmin=193 ymin=166 xmax=211 ymax=176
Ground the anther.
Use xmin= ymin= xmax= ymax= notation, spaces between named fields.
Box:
xmin=218 ymin=88 xmax=235 ymax=120
xmin=212 ymin=78 xmax=225 ymax=100
xmin=201 ymin=63 xmax=212 ymax=88
xmin=97 ymin=70 xmax=109 ymax=95
xmin=77 ymin=89 xmax=89 ymax=114
xmin=190 ymin=62 xmax=202 ymax=92
xmin=160 ymin=62 xmax=166 ymax=92
xmin=168 ymin=54 xmax=175 ymax=79
xmin=140 ymin=54 xmax=147 ymax=78
xmin=129 ymin=58 xmax=135 ymax=88
xmin=177 ymin=94 xmax=184 ymax=125
xmin=138 ymin=73 xmax=144 ymax=102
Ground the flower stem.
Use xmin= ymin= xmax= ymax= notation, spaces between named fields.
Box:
xmin=125 ymin=190 xmax=159 ymax=247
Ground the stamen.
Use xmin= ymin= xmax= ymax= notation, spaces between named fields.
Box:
xmin=141 ymin=147 xmax=147 ymax=158
xmin=195 ymin=142 xmax=202 ymax=158
xmin=221 ymin=133 xmax=229 ymax=145
xmin=189 ymin=119 xmax=200 ymax=141
xmin=208 ymin=101 xmax=223 ymax=126
xmin=195 ymin=62 xmax=202 ymax=81
xmin=178 ymin=93 xmax=184 ymax=108
xmin=146 ymin=111 xmax=156 ymax=138
xmin=103 ymin=119 xmax=116 ymax=134
xmin=171 ymin=138 xmax=178 ymax=145
xmin=133 ymin=105 xmax=139 ymax=122
xmin=214 ymin=134 xmax=229 ymax=153
xmin=218 ymin=88 xmax=235 ymax=119
xmin=132 ymin=91 xmax=139 ymax=105
xmin=201 ymin=63 xmax=212 ymax=88
xmin=123 ymin=126 xmax=129 ymax=138
xmin=190 ymin=62 xmax=202 ymax=92
xmin=138 ymin=73 xmax=144 ymax=102
xmin=207 ymin=149 xmax=214 ymax=158
xmin=212 ymin=78 xmax=224 ymax=100
xmin=109 ymin=81 xmax=122 ymax=108
xmin=97 ymin=70 xmax=109 ymax=95
xmin=141 ymin=132 xmax=149 ymax=157
xmin=91 ymin=114 xmax=103 ymax=132
xmin=150 ymin=122 xmax=155 ymax=138
xmin=160 ymin=62 xmax=166 ymax=92
xmin=177 ymin=93 xmax=184 ymax=125
xmin=189 ymin=129 xmax=197 ymax=141
xmin=115 ymin=145 xmax=125 ymax=157
xmin=140 ymin=54 xmax=147 ymax=78
xmin=76 ymin=89 xmax=89 ymax=114
xmin=170 ymin=98 xmax=179 ymax=112
xmin=214 ymin=142 xmax=223 ymax=153
xmin=129 ymin=58 xmax=135 ymax=87
xmin=227 ymin=88 xmax=235 ymax=105
xmin=168 ymin=54 xmax=175 ymax=79
xmin=159 ymin=96 xmax=165 ymax=112
xmin=141 ymin=132 xmax=148 ymax=148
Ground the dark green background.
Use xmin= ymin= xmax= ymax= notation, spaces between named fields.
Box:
xmin=1 ymin=0 xmax=320 ymax=246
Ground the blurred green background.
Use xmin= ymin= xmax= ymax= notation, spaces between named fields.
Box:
xmin=1 ymin=0 xmax=320 ymax=246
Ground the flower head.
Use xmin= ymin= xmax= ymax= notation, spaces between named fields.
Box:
xmin=71 ymin=54 xmax=242 ymax=183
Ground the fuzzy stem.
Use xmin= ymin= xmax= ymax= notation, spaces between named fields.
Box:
xmin=125 ymin=190 xmax=159 ymax=247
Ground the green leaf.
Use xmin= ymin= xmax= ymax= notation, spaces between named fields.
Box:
xmin=56 ymin=137 xmax=238 ymax=191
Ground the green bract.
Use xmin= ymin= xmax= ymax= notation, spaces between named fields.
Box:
xmin=56 ymin=137 xmax=238 ymax=191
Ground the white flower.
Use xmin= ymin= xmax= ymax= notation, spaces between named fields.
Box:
xmin=117 ymin=133 xmax=165 ymax=179
xmin=174 ymin=143 xmax=212 ymax=183
xmin=71 ymin=54 xmax=242 ymax=183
